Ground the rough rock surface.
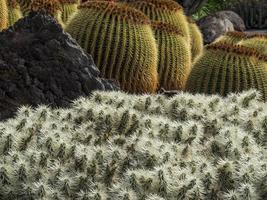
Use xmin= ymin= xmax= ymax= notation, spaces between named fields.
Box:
xmin=0 ymin=12 xmax=119 ymax=121
xmin=197 ymin=11 xmax=246 ymax=44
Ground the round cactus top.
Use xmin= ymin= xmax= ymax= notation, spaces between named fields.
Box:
xmin=31 ymin=0 xmax=62 ymax=14
xmin=79 ymin=1 xmax=151 ymax=25
xmin=224 ymin=31 xmax=248 ymax=38
xmin=59 ymin=0 xmax=79 ymax=4
xmin=126 ymin=0 xmax=183 ymax=12
xmin=7 ymin=0 xmax=20 ymax=8
xmin=224 ymin=31 xmax=267 ymax=40
xmin=152 ymin=21 xmax=183 ymax=35
xmin=246 ymin=33 xmax=267 ymax=39
xmin=206 ymin=42 xmax=267 ymax=62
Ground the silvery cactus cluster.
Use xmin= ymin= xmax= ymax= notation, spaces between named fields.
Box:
xmin=0 ymin=90 xmax=266 ymax=199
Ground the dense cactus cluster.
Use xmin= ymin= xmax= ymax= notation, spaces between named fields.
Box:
xmin=0 ymin=90 xmax=266 ymax=199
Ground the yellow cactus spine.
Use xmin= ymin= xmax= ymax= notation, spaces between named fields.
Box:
xmin=30 ymin=0 xmax=65 ymax=27
xmin=17 ymin=0 xmax=31 ymax=16
xmin=152 ymin=21 xmax=191 ymax=90
xmin=187 ymin=17 xmax=203 ymax=63
xmin=125 ymin=0 xmax=191 ymax=43
xmin=7 ymin=0 xmax=23 ymax=27
xmin=240 ymin=34 xmax=267 ymax=55
xmin=185 ymin=43 xmax=267 ymax=100
xmin=59 ymin=0 xmax=78 ymax=24
xmin=65 ymin=1 xmax=159 ymax=94
xmin=0 ymin=0 xmax=8 ymax=31
xmin=214 ymin=31 xmax=248 ymax=45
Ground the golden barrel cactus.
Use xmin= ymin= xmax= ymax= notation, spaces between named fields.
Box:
xmin=240 ymin=34 xmax=267 ymax=55
xmin=65 ymin=1 xmax=159 ymax=93
xmin=185 ymin=43 xmax=267 ymax=100
xmin=7 ymin=0 xmax=23 ymax=26
xmin=59 ymin=0 xmax=78 ymax=23
xmin=187 ymin=17 xmax=203 ymax=63
xmin=31 ymin=0 xmax=65 ymax=26
xmin=152 ymin=21 xmax=191 ymax=90
xmin=124 ymin=0 xmax=191 ymax=43
xmin=0 ymin=0 xmax=8 ymax=31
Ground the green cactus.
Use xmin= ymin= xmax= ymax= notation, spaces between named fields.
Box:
xmin=124 ymin=0 xmax=191 ymax=43
xmin=0 ymin=0 xmax=8 ymax=31
xmin=65 ymin=1 xmax=159 ymax=94
xmin=152 ymin=21 xmax=191 ymax=90
xmin=0 ymin=89 xmax=266 ymax=199
xmin=59 ymin=0 xmax=78 ymax=24
xmin=187 ymin=17 xmax=203 ymax=62
xmin=17 ymin=0 xmax=31 ymax=16
xmin=7 ymin=0 xmax=23 ymax=27
xmin=214 ymin=31 xmax=248 ymax=45
xmin=30 ymin=0 xmax=65 ymax=27
xmin=240 ymin=34 xmax=267 ymax=55
xmin=185 ymin=42 xmax=267 ymax=100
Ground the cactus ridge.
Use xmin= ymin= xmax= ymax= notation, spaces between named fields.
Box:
xmin=246 ymin=33 xmax=267 ymax=39
xmin=17 ymin=0 xmax=31 ymax=15
xmin=66 ymin=1 xmax=158 ymax=93
xmin=7 ymin=0 xmax=23 ymax=26
xmin=59 ymin=0 xmax=78 ymax=23
xmin=186 ymin=42 xmax=267 ymax=100
xmin=125 ymin=0 xmax=183 ymax=11
xmin=151 ymin=21 xmax=183 ymax=35
xmin=152 ymin=21 xmax=191 ymax=90
xmin=7 ymin=0 xmax=20 ymax=8
xmin=225 ymin=31 xmax=248 ymax=38
xmin=187 ymin=16 xmax=203 ymax=62
xmin=31 ymin=0 xmax=62 ymax=14
xmin=79 ymin=1 xmax=150 ymax=25
xmin=0 ymin=0 xmax=8 ymax=31
xmin=207 ymin=42 xmax=267 ymax=62
xmin=59 ymin=0 xmax=78 ymax=3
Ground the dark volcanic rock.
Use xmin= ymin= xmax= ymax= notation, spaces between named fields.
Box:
xmin=0 ymin=12 xmax=119 ymax=121
xmin=197 ymin=11 xmax=246 ymax=44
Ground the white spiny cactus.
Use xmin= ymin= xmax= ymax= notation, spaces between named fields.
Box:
xmin=0 ymin=90 xmax=266 ymax=199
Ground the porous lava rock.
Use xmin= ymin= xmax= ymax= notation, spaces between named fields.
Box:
xmin=0 ymin=12 xmax=119 ymax=121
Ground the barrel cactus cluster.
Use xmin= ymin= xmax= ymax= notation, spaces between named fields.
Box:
xmin=65 ymin=0 xmax=204 ymax=93
xmin=0 ymin=89 xmax=266 ymax=199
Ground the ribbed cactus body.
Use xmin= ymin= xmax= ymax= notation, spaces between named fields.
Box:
xmin=240 ymin=34 xmax=267 ymax=55
xmin=185 ymin=43 xmax=267 ymax=100
xmin=0 ymin=0 xmax=8 ymax=31
xmin=7 ymin=0 xmax=23 ymax=26
xmin=125 ymin=0 xmax=190 ymax=42
xmin=17 ymin=0 xmax=31 ymax=16
xmin=187 ymin=17 xmax=203 ymax=62
xmin=59 ymin=0 xmax=78 ymax=23
xmin=65 ymin=1 xmax=159 ymax=93
xmin=214 ymin=31 xmax=248 ymax=45
xmin=152 ymin=22 xmax=191 ymax=90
